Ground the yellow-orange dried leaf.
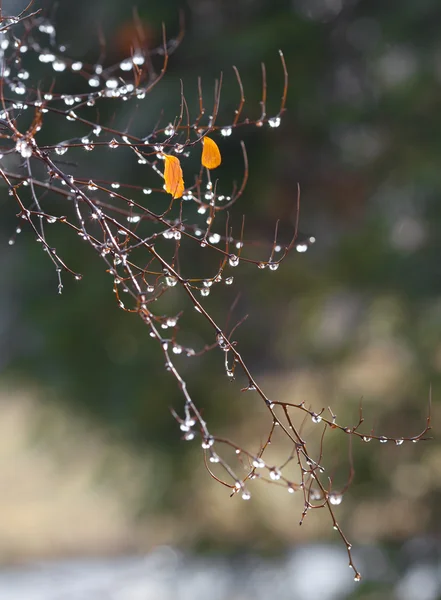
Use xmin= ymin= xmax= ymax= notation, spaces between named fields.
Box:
xmin=201 ymin=136 xmax=221 ymax=170
xmin=163 ymin=154 xmax=184 ymax=199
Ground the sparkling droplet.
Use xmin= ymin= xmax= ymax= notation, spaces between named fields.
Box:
xmin=120 ymin=59 xmax=133 ymax=71
xmin=106 ymin=78 xmax=119 ymax=90
xmin=165 ymin=276 xmax=178 ymax=287
xmin=268 ymin=116 xmax=281 ymax=128
xmin=15 ymin=139 xmax=32 ymax=158
xmin=395 ymin=439 xmax=404 ymax=446
xmin=201 ymin=437 xmax=214 ymax=449
xmin=52 ymin=59 xmax=66 ymax=72
xmin=311 ymin=413 xmax=322 ymax=424
xmin=228 ymin=254 xmax=239 ymax=267
xmin=39 ymin=51 xmax=56 ymax=63
xmin=329 ymin=492 xmax=343 ymax=506
xmin=81 ymin=137 xmax=94 ymax=151
xmin=269 ymin=468 xmax=281 ymax=481
xmin=209 ymin=233 xmax=221 ymax=244
xmin=88 ymin=76 xmax=100 ymax=88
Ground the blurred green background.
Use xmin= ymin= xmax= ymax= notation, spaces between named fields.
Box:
xmin=1 ymin=0 xmax=441 ymax=596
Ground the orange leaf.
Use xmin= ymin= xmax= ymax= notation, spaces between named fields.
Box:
xmin=201 ymin=136 xmax=221 ymax=170
xmin=163 ymin=154 xmax=184 ymax=199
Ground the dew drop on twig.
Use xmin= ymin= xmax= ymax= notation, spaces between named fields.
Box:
xmin=329 ymin=492 xmax=343 ymax=506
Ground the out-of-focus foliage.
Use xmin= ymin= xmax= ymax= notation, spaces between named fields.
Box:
xmin=1 ymin=0 xmax=440 ymax=561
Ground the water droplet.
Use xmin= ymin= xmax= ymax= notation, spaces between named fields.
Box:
xmin=242 ymin=492 xmax=251 ymax=500
xmin=39 ymin=51 xmax=56 ymax=63
xmin=71 ymin=61 xmax=82 ymax=71
xmin=133 ymin=51 xmax=145 ymax=65
xmin=209 ymin=233 xmax=221 ymax=244
xmin=88 ymin=76 xmax=100 ymax=88
xmin=296 ymin=244 xmax=308 ymax=253
xmin=13 ymin=82 xmax=26 ymax=95
xmin=221 ymin=127 xmax=232 ymax=136
xmin=252 ymin=459 xmax=265 ymax=469
xmin=201 ymin=437 xmax=214 ymax=449
xmin=106 ymin=78 xmax=119 ymax=90
xmin=39 ymin=22 xmax=55 ymax=35
xmin=395 ymin=439 xmax=404 ymax=446
xmin=362 ymin=436 xmax=372 ymax=443
xmin=108 ymin=139 xmax=119 ymax=149
xmin=200 ymin=288 xmax=210 ymax=297
xmin=329 ymin=492 xmax=343 ymax=506
xmin=225 ymin=277 xmax=233 ymax=285
xmin=268 ymin=116 xmax=281 ymax=128
xmin=269 ymin=468 xmax=281 ymax=481
xmin=165 ymin=276 xmax=178 ymax=287
xmin=268 ymin=262 xmax=279 ymax=271
xmin=81 ymin=137 xmax=94 ymax=151
xmin=379 ymin=436 xmax=388 ymax=443
xmin=228 ymin=254 xmax=239 ymax=267
xmin=119 ymin=58 xmax=132 ymax=71
xmin=354 ymin=574 xmax=361 ymax=582
xmin=312 ymin=413 xmax=322 ymax=424
xmin=52 ymin=59 xmax=66 ymax=72
xmin=184 ymin=432 xmax=195 ymax=441
xmin=15 ymin=139 xmax=32 ymax=158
